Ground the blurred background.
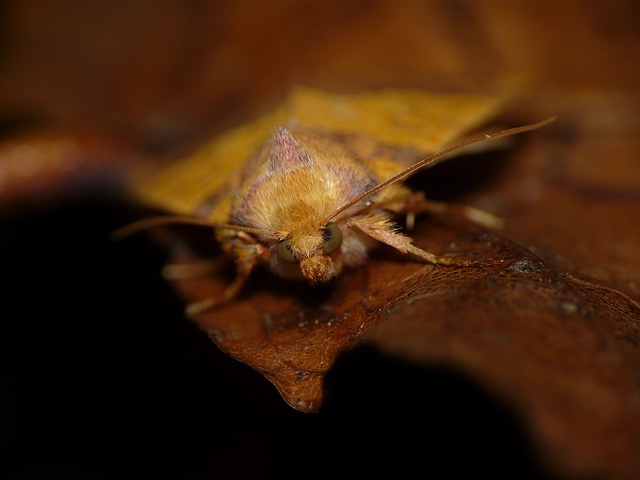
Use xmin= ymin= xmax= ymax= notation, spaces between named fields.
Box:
xmin=1 ymin=1 xmax=637 ymax=147
xmin=1 ymin=1 xmax=639 ymax=479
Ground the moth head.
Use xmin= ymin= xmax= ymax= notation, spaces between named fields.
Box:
xmin=275 ymin=222 xmax=343 ymax=284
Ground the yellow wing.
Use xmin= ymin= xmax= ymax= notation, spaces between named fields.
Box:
xmin=286 ymin=86 xmax=505 ymax=179
xmin=127 ymin=87 xmax=504 ymax=223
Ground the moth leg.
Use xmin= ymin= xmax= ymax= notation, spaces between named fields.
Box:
xmin=162 ymin=258 xmax=221 ymax=280
xmin=184 ymin=252 xmax=258 ymax=317
xmin=184 ymin=250 xmax=257 ymax=317
xmin=185 ymin=233 xmax=265 ymax=317
xmin=225 ymin=243 xmax=262 ymax=298
xmin=404 ymin=192 xmax=504 ymax=230
xmin=351 ymin=214 xmax=475 ymax=267
xmin=185 ymin=298 xmax=219 ymax=317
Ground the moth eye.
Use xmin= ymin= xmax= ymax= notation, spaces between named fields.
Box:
xmin=322 ymin=223 xmax=342 ymax=254
xmin=276 ymin=240 xmax=298 ymax=263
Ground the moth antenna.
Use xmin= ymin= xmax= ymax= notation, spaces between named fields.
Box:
xmin=111 ymin=215 xmax=277 ymax=241
xmin=324 ymin=117 xmax=556 ymax=223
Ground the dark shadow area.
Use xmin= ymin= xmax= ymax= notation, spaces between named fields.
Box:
xmin=405 ymin=147 xmax=513 ymax=203
xmin=2 ymin=201 xmax=556 ymax=479
xmin=310 ymin=346 xmax=556 ymax=479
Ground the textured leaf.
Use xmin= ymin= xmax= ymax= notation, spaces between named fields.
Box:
xmin=166 ymin=184 xmax=640 ymax=474
xmin=158 ymin=93 xmax=640 ymax=476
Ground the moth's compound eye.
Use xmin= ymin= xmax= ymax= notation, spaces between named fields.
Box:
xmin=322 ymin=223 xmax=342 ymax=254
xmin=276 ymin=240 xmax=298 ymax=263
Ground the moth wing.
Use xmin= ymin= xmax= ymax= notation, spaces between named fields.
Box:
xmin=128 ymin=87 xmax=505 ymax=221
xmin=127 ymin=105 xmax=288 ymax=223
xmin=287 ymin=86 xmax=506 ymax=178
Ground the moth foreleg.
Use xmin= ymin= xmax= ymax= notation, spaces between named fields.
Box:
xmin=351 ymin=214 xmax=436 ymax=262
xmin=226 ymin=243 xmax=262 ymax=298
xmin=351 ymin=214 xmax=476 ymax=267
xmin=162 ymin=258 xmax=221 ymax=280
xmin=184 ymin=248 xmax=258 ymax=317
xmin=185 ymin=233 xmax=265 ymax=317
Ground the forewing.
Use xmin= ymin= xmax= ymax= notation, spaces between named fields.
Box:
xmin=127 ymin=105 xmax=288 ymax=223
xmin=287 ymin=87 xmax=506 ymax=178
xmin=127 ymin=87 xmax=504 ymax=221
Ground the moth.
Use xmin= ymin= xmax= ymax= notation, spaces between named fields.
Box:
xmin=116 ymin=87 xmax=553 ymax=314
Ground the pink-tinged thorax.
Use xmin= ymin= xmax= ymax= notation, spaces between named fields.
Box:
xmin=228 ymin=127 xmax=378 ymax=282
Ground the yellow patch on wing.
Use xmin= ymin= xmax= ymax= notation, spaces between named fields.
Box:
xmin=127 ymin=87 xmax=504 ymax=223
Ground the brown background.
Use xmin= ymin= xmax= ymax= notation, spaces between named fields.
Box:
xmin=2 ymin=1 xmax=639 ymax=479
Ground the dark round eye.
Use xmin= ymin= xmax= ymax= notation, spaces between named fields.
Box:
xmin=276 ymin=240 xmax=298 ymax=263
xmin=322 ymin=223 xmax=342 ymax=254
